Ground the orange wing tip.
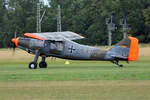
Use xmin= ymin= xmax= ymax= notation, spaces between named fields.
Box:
xmin=11 ymin=38 xmax=19 ymax=47
xmin=24 ymin=33 xmax=46 ymax=40
xmin=128 ymin=36 xmax=139 ymax=61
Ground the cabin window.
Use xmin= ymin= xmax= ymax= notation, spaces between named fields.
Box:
xmin=50 ymin=42 xmax=64 ymax=55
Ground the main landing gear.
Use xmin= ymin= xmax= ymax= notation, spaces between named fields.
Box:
xmin=39 ymin=57 xmax=47 ymax=68
xmin=29 ymin=50 xmax=47 ymax=69
xmin=112 ymin=60 xmax=124 ymax=67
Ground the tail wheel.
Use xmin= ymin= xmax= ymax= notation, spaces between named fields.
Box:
xmin=39 ymin=61 xmax=47 ymax=68
xmin=112 ymin=60 xmax=124 ymax=67
xmin=29 ymin=62 xmax=37 ymax=69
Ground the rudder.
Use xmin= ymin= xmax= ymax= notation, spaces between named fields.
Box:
xmin=128 ymin=36 xmax=139 ymax=61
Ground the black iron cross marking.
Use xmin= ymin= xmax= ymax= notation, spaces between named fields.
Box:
xmin=68 ymin=46 xmax=76 ymax=53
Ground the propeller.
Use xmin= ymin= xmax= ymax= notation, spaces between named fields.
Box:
xmin=11 ymin=32 xmax=18 ymax=55
xmin=12 ymin=42 xmax=16 ymax=54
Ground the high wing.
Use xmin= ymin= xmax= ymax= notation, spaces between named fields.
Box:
xmin=24 ymin=31 xmax=84 ymax=41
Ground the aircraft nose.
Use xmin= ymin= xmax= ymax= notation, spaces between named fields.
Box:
xmin=11 ymin=38 xmax=19 ymax=47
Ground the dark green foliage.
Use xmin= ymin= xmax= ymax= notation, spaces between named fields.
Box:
xmin=0 ymin=0 xmax=150 ymax=48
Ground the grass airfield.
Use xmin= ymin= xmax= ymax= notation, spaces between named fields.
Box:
xmin=0 ymin=49 xmax=150 ymax=100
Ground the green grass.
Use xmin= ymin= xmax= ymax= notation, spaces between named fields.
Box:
xmin=0 ymin=56 xmax=150 ymax=100
xmin=0 ymin=56 xmax=150 ymax=81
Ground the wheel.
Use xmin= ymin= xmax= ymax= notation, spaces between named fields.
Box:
xmin=29 ymin=62 xmax=37 ymax=69
xmin=119 ymin=64 xmax=124 ymax=67
xmin=39 ymin=61 xmax=47 ymax=68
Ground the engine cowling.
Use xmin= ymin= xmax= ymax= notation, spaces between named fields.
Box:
xmin=12 ymin=37 xmax=45 ymax=49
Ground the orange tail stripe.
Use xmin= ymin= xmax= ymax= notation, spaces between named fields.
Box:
xmin=128 ymin=36 xmax=139 ymax=61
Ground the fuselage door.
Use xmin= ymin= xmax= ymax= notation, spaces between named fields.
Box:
xmin=50 ymin=41 xmax=64 ymax=55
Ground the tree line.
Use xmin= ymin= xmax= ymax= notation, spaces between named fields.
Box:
xmin=0 ymin=0 xmax=150 ymax=48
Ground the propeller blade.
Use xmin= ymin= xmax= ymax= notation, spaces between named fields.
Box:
xmin=11 ymin=32 xmax=18 ymax=55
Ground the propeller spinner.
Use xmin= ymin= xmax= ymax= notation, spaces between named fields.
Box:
xmin=11 ymin=38 xmax=19 ymax=55
xmin=11 ymin=38 xmax=19 ymax=47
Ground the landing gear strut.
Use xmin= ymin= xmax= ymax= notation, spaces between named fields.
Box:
xmin=39 ymin=57 xmax=47 ymax=68
xmin=112 ymin=60 xmax=124 ymax=67
xmin=29 ymin=50 xmax=40 ymax=69
xmin=29 ymin=50 xmax=48 ymax=69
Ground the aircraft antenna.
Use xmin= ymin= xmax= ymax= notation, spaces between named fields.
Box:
xmin=120 ymin=18 xmax=131 ymax=39
xmin=106 ymin=15 xmax=117 ymax=47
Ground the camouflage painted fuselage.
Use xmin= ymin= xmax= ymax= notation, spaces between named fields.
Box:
xmin=18 ymin=37 xmax=130 ymax=61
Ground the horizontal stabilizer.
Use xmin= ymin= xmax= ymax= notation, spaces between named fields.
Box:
xmin=111 ymin=55 xmax=128 ymax=59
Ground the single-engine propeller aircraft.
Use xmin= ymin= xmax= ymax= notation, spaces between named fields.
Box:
xmin=11 ymin=31 xmax=139 ymax=69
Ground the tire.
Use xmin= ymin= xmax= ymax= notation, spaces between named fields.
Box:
xmin=29 ymin=62 xmax=37 ymax=69
xmin=39 ymin=61 xmax=47 ymax=68
xmin=119 ymin=65 xmax=124 ymax=67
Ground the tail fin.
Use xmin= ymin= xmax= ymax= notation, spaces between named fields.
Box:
xmin=109 ymin=36 xmax=139 ymax=61
xmin=128 ymin=36 xmax=139 ymax=61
